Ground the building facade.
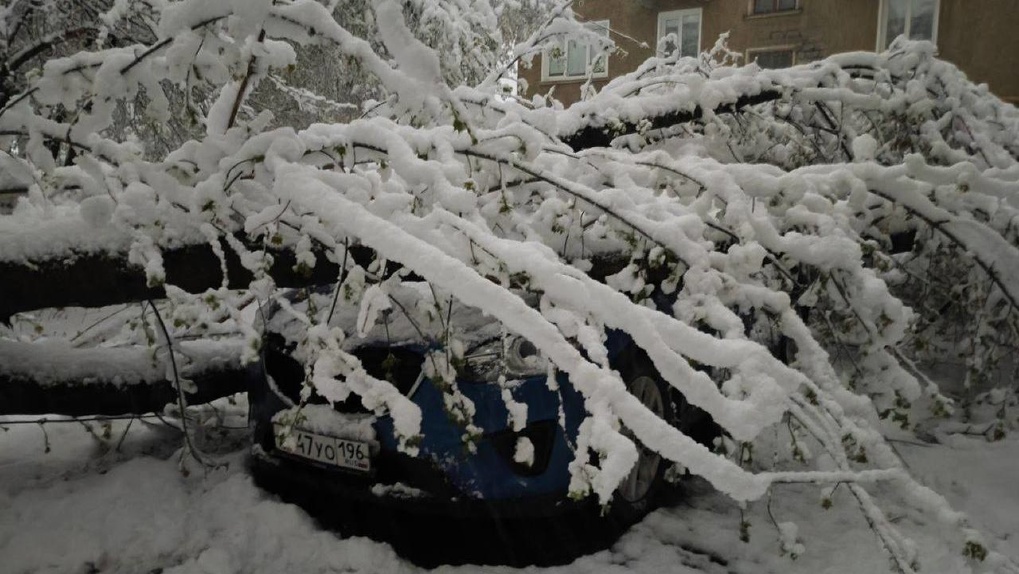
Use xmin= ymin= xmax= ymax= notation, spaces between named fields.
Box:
xmin=519 ymin=0 xmax=1019 ymax=106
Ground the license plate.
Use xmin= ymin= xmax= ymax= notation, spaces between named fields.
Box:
xmin=274 ymin=425 xmax=371 ymax=472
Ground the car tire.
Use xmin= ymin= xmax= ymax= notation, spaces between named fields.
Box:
xmin=607 ymin=349 xmax=722 ymax=526
xmin=606 ymin=351 xmax=676 ymax=526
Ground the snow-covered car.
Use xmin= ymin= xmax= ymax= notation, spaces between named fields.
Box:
xmin=247 ymin=283 xmax=718 ymax=565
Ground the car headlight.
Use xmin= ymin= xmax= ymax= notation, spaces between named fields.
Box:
xmin=462 ymin=335 xmax=548 ymax=382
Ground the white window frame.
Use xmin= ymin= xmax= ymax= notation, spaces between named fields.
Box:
xmin=541 ymin=20 xmax=610 ymax=82
xmin=656 ymin=9 xmax=703 ymax=58
xmin=876 ymin=0 xmax=940 ymax=50
xmin=746 ymin=46 xmax=797 ymax=69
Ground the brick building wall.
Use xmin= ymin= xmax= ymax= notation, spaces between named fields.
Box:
xmin=519 ymin=0 xmax=1018 ymax=106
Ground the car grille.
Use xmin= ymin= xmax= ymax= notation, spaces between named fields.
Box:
xmin=264 ymin=333 xmax=424 ymax=413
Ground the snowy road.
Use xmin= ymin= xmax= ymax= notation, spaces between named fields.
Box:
xmin=1 ymin=408 xmax=1016 ymax=574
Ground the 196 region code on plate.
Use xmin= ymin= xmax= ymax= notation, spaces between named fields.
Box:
xmin=274 ymin=425 xmax=371 ymax=472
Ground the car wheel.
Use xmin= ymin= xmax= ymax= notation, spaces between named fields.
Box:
xmin=608 ymin=354 xmax=675 ymax=525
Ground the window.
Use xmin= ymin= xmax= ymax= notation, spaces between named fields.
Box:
xmin=657 ymin=9 xmax=702 ymax=58
xmin=752 ymin=0 xmax=797 ymax=14
xmin=749 ymin=48 xmax=795 ymax=69
xmin=878 ymin=0 xmax=939 ymax=49
xmin=542 ymin=20 xmax=610 ymax=81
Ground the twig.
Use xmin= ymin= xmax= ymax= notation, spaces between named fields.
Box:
xmin=226 ymin=29 xmax=267 ymax=130
xmin=146 ymin=299 xmax=208 ymax=471
xmin=327 ymin=238 xmax=350 ymax=324
xmin=114 ymin=417 xmax=135 ymax=452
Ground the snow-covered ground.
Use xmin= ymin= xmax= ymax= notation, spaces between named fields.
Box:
xmin=1 ymin=399 xmax=1016 ymax=574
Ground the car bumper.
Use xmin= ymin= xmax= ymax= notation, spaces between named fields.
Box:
xmin=249 ymin=447 xmax=622 ymax=567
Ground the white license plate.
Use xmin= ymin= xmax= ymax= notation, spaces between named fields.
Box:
xmin=274 ymin=425 xmax=371 ymax=472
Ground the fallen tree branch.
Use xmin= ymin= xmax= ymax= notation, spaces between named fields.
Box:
xmin=0 ymin=231 xmax=630 ymax=321
xmin=0 ymin=337 xmax=250 ymax=416
xmin=559 ymin=89 xmax=782 ymax=151
xmin=0 ymin=238 xmax=350 ymax=322
xmin=0 ymin=364 xmax=249 ymax=416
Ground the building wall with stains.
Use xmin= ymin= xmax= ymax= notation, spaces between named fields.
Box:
xmin=519 ymin=0 xmax=1018 ymax=106
xmin=937 ymin=0 xmax=1019 ymax=103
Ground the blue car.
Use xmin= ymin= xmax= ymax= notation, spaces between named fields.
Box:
xmin=248 ymin=283 xmax=717 ymax=566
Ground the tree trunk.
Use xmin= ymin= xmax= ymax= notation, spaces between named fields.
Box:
xmin=0 ymin=239 xmax=352 ymax=322
xmin=0 ymin=365 xmax=251 ymax=416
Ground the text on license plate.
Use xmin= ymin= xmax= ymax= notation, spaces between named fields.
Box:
xmin=274 ymin=425 xmax=370 ymax=472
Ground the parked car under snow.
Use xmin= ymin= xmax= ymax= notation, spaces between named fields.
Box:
xmin=247 ymin=283 xmax=719 ymax=566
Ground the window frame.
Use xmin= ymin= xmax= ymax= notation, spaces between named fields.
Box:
xmin=656 ymin=8 xmax=703 ymax=58
xmin=750 ymin=0 xmax=799 ymax=15
xmin=541 ymin=20 xmax=611 ymax=82
xmin=746 ymin=46 xmax=797 ymax=69
xmin=876 ymin=0 xmax=941 ymax=50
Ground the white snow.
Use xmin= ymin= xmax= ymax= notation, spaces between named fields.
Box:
xmin=1 ymin=405 xmax=1017 ymax=574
